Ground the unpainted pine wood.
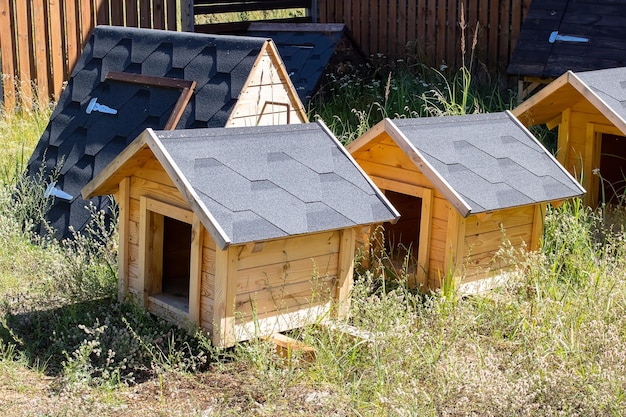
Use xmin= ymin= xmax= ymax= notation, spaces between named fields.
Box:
xmin=129 ymin=176 xmax=188 ymax=206
xmin=138 ymin=196 xmax=151 ymax=307
xmin=237 ymin=231 xmax=340 ymax=270
xmin=465 ymin=204 xmax=535 ymax=235
xmin=530 ymin=204 xmax=545 ymax=251
xmin=432 ymin=196 xmax=450 ymax=221
xmin=149 ymin=212 xmax=164 ymax=295
xmin=79 ymin=0 xmax=94 ymax=45
xmin=133 ymin=158 xmax=178 ymax=187
xmin=65 ymin=0 xmax=81 ymax=72
xmin=15 ymin=0 xmax=33 ymax=104
xmin=415 ymin=188 xmax=433 ymax=286
xmin=188 ymin=216 xmax=203 ymax=326
xmin=234 ymin=277 xmax=334 ymax=320
xmin=212 ymin=247 xmax=229 ymax=346
xmin=0 ymin=0 xmax=16 ymax=109
xmin=335 ymin=227 xmax=356 ymax=319
xmin=47 ymin=0 xmax=65 ymax=100
xmin=32 ymin=0 xmax=49 ymax=105
xmin=236 ymin=254 xmax=339 ymax=296
xmin=201 ymin=246 xmax=217 ymax=275
xmin=465 ymin=223 xmax=533 ymax=258
xmin=223 ymin=247 xmax=239 ymax=347
xmin=584 ymin=123 xmax=598 ymax=206
xmin=145 ymin=196 xmax=194 ymax=223
xmin=117 ymin=177 xmax=131 ymax=301
xmin=557 ymin=107 xmax=572 ymax=167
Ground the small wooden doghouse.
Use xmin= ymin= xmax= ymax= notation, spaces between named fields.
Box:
xmin=508 ymin=0 xmax=626 ymax=100
xmin=27 ymin=25 xmax=307 ymax=238
xmin=348 ymin=112 xmax=585 ymax=291
xmin=513 ymin=67 xmax=626 ymax=207
xmin=82 ymin=122 xmax=398 ymax=347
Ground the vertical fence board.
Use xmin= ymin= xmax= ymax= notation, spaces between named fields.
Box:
xmin=33 ymin=0 xmax=50 ymax=103
xmin=15 ymin=1 xmax=33 ymax=104
xmin=96 ymin=0 xmax=109 ymax=24
xmin=351 ymin=0 xmax=360 ymax=52
xmin=139 ymin=0 xmax=150 ymax=28
xmin=65 ymin=0 xmax=82 ymax=73
xmin=397 ymin=0 xmax=407 ymax=58
xmin=124 ymin=0 xmax=138 ymax=26
xmin=153 ymin=0 xmax=165 ymax=29
xmin=48 ymin=0 xmax=65 ymax=99
xmin=0 ymin=0 xmax=16 ymax=109
xmin=407 ymin=0 xmax=416 ymax=57
xmin=370 ymin=0 xmax=378 ymax=54
xmin=80 ymin=0 xmax=95 ymax=46
xmin=447 ymin=0 xmax=459 ymax=68
xmin=166 ymin=0 xmax=176 ymax=30
xmin=111 ymin=0 xmax=125 ymax=26
xmin=380 ymin=0 xmax=389 ymax=57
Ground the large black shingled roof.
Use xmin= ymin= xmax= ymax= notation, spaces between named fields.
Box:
xmin=388 ymin=112 xmax=585 ymax=215
xmin=152 ymin=122 xmax=398 ymax=247
xmin=245 ymin=23 xmax=348 ymax=103
xmin=27 ymin=25 xmax=272 ymax=238
xmin=508 ymin=1 xmax=626 ymax=78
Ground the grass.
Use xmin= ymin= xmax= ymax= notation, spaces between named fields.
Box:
xmin=0 ymin=64 xmax=625 ymax=415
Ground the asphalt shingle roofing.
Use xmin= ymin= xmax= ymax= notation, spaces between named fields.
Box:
xmin=245 ymin=23 xmax=347 ymax=102
xmin=386 ymin=112 xmax=585 ymax=215
xmin=575 ymin=67 xmax=626 ymax=125
xmin=27 ymin=25 xmax=275 ymax=238
xmin=111 ymin=122 xmax=397 ymax=248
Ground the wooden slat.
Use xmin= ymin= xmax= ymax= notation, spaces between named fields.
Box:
xmin=139 ymin=0 xmax=151 ymax=28
xmin=188 ymin=216 xmax=203 ymax=325
xmin=65 ymin=0 xmax=81 ymax=73
xmin=80 ymin=0 xmax=94 ymax=46
xmin=124 ymin=0 xmax=139 ymax=26
xmin=153 ymin=0 xmax=165 ymax=29
xmin=48 ymin=0 xmax=65 ymax=100
xmin=446 ymin=0 xmax=458 ymax=69
xmin=15 ymin=1 xmax=33 ymax=104
xmin=166 ymin=0 xmax=177 ymax=30
xmin=335 ymin=227 xmax=355 ymax=319
xmin=436 ymin=0 xmax=446 ymax=67
xmin=117 ymin=178 xmax=130 ymax=301
xmin=0 ymin=0 xmax=16 ymax=109
xmin=32 ymin=0 xmax=49 ymax=105
xmin=95 ymin=0 xmax=108 ymax=24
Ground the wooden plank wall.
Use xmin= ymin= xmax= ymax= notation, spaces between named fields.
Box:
xmin=0 ymin=0 xmax=182 ymax=110
xmin=318 ymin=0 xmax=532 ymax=73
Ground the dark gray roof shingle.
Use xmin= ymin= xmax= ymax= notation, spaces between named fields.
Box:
xmin=27 ymin=25 xmax=273 ymax=238
xmin=154 ymin=122 xmax=397 ymax=246
xmin=390 ymin=112 xmax=585 ymax=214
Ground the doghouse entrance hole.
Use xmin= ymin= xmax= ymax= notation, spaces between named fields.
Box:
xmin=162 ymin=216 xmax=192 ymax=300
xmin=383 ymin=190 xmax=422 ymax=271
xmin=600 ymin=134 xmax=626 ymax=205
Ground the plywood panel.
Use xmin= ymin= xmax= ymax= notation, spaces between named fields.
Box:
xmin=237 ymin=231 xmax=340 ymax=270
xmin=236 ymin=254 xmax=339 ymax=296
xmin=130 ymin=176 xmax=187 ymax=206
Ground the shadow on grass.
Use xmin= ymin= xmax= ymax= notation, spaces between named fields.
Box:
xmin=0 ymin=297 xmax=210 ymax=382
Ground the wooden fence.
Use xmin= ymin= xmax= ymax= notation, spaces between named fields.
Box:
xmin=0 ymin=0 xmax=192 ymax=110
xmin=0 ymin=0 xmax=532 ymax=109
xmin=318 ymin=0 xmax=532 ymax=73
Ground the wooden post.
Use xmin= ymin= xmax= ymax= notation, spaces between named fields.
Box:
xmin=117 ymin=177 xmax=131 ymax=302
xmin=336 ymin=227 xmax=356 ymax=319
xmin=188 ymin=216 xmax=203 ymax=326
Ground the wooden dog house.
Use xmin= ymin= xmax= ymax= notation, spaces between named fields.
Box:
xmin=508 ymin=0 xmax=626 ymax=100
xmin=27 ymin=25 xmax=307 ymax=239
xmin=513 ymin=67 xmax=626 ymax=207
xmin=82 ymin=122 xmax=398 ymax=347
xmin=348 ymin=112 xmax=585 ymax=291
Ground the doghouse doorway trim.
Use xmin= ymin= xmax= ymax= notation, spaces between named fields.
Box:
xmin=138 ymin=196 xmax=203 ymax=325
xmin=368 ymin=175 xmax=433 ymax=285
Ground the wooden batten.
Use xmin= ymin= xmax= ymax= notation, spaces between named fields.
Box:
xmin=267 ymin=333 xmax=316 ymax=362
xmin=188 ymin=216 xmax=203 ymax=326
xmin=117 ymin=177 xmax=130 ymax=302
xmin=335 ymin=227 xmax=356 ymax=319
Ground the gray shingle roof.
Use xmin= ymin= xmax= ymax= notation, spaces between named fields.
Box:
xmin=575 ymin=67 xmax=626 ymax=125
xmin=152 ymin=122 xmax=398 ymax=247
xmin=26 ymin=26 xmax=281 ymax=238
xmin=389 ymin=112 xmax=585 ymax=215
